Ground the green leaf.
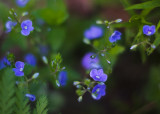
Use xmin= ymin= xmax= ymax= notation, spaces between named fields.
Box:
xmin=0 ymin=2 xmax=8 ymax=23
xmin=76 ymin=89 xmax=86 ymax=96
xmin=36 ymin=96 xmax=48 ymax=114
xmin=126 ymin=0 xmax=160 ymax=10
xmin=23 ymin=64 xmax=33 ymax=76
xmin=0 ymin=68 xmax=15 ymax=114
xmin=84 ymin=79 xmax=91 ymax=87
xmin=32 ymin=0 xmax=68 ymax=26
xmin=15 ymin=86 xmax=30 ymax=114
xmin=47 ymin=27 xmax=66 ymax=51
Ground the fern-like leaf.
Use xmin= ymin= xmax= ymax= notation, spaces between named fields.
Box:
xmin=0 ymin=68 xmax=16 ymax=114
xmin=35 ymin=96 xmax=48 ymax=114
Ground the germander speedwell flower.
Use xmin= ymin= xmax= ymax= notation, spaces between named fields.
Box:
xmin=109 ymin=30 xmax=122 ymax=43
xmin=90 ymin=69 xmax=107 ymax=82
xmin=13 ymin=61 xmax=25 ymax=76
xmin=92 ymin=83 xmax=106 ymax=100
xmin=16 ymin=0 xmax=29 ymax=7
xmin=84 ymin=26 xmax=103 ymax=40
xmin=25 ymin=94 xmax=36 ymax=102
xmin=24 ymin=53 xmax=37 ymax=66
xmin=21 ymin=20 xmax=34 ymax=36
xmin=58 ymin=71 xmax=67 ymax=86
xmin=143 ymin=25 xmax=156 ymax=36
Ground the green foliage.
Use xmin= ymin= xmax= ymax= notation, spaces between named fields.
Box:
xmin=0 ymin=68 xmax=48 ymax=114
xmin=126 ymin=0 xmax=160 ymax=10
xmin=35 ymin=96 xmax=48 ymax=114
xmin=0 ymin=68 xmax=15 ymax=114
xmin=50 ymin=53 xmax=63 ymax=72
xmin=47 ymin=27 xmax=66 ymax=51
xmin=0 ymin=2 xmax=8 ymax=23
xmin=32 ymin=0 xmax=68 ymax=25
xmin=145 ymin=66 xmax=160 ymax=104
xmin=23 ymin=64 xmax=34 ymax=76
xmin=15 ymin=87 xmax=30 ymax=114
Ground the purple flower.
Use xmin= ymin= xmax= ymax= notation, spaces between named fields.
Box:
xmin=81 ymin=52 xmax=101 ymax=70
xmin=90 ymin=69 xmax=107 ymax=82
xmin=58 ymin=71 xmax=67 ymax=86
xmin=24 ymin=53 xmax=36 ymax=66
xmin=13 ymin=61 xmax=25 ymax=76
xmin=92 ymin=83 xmax=106 ymax=100
xmin=109 ymin=30 xmax=122 ymax=43
xmin=143 ymin=25 xmax=156 ymax=36
xmin=5 ymin=21 xmax=17 ymax=33
xmin=16 ymin=0 xmax=29 ymax=7
xmin=84 ymin=26 xmax=103 ymax=40
xmin=0 ymin=57 xmax=11 ymax=70
xmin=25 ymin=94 xmax=36 ymax=101
xmin=21 ymin=20 xmax=34 ymax=36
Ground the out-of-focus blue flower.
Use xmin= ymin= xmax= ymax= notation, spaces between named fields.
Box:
xmin=90 ymin=69 xmax=107 ymax=82
xmin=143 ymin=25 xmax=156 ymax=36
xmin=25 ymin=94 xmax=36 ymax=101
xmin=58 ymin=71 xmax=67 ymax=86
xmin=39 ymin=45 xmax=49 ymax=56
xmin=13 ymin=61 xmax=25 ymax=76
xmin=5 ymin=21 xmax=17 ymax=33
xmin=109 ymin=30 xmax=122 ymax=43
xmin=36 ymin=18 xmax=45 ymax=26
xmin=84 ymin=26 xmax=103 ymax=40
xmin=92 ymin=83 xmax=106 ymax=100
xmin=24 ymin=53 xmax=36 ymax=66
xmin=0 ymin=57 xmax=11 ymax=70
xmin=21 ymin=20 xmax=34 ymax=36
xmin=81 ymin=52 xmax=101 ymax=70
xmin=16 ymin=0 xmax=29 ymax=7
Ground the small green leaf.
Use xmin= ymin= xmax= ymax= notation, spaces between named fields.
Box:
xmin=126 ymin=0 xmax=160 ymax=10
xmin=76 ymin=89 xmax=86 ymax=96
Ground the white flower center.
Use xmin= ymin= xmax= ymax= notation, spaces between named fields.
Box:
xmin=96 ymin=76 xmax=100 ymax=79
xmin=148 ymin=31 xmax=151 ymax=35
xmin=24 ymin=26 xmax=27 ymax=29
xmin=20 ymin=68 xmax=23 ymax=71
xmin=96 ymin=88 xmax=100 ymax=92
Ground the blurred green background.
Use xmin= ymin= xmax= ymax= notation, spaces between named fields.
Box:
xmin=1 ymin=0 xmax=160 ymax=114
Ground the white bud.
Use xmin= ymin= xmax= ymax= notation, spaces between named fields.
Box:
xmin=32 ymin=72 xmax=39 ymax=79
xmin=22 ymin=12 xmax=28 ymax=16
xmin=83 ymin=38 xmax=90 ymax=45
xmin=151 ymin=45 xmax=156 ymax=49
xmin=42 ymin=56 xmax=48 ymax=64
xmin=96 ymin=20 xmax=103 ymax=24
xmin=56 ymin=80 xmax=60 ymax=87
xmin=115 ymin=19 xmax=122 ymax=23
xmin=78 ymin=96 xmax=82 ymax=102
xmin=73 ymin=81 xmax=80 ymax=86
xmin=130 ymin=45 xmax=137 ymax=50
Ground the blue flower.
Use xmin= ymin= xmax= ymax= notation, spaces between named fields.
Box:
xmin=39 ymin=45 xmax=49 ymax=56
xmin=16 ymin=0 xmax=29 ymax=7
xmin=92 ymin=83 xmax=106 ymax=100
xmin=81 ymin=52 xmax=101 ymax=70
xmin=84 ymin=26 xmax=103 ymax=40
xmin=58 ymin=71 xmax=67 ymax=86
xmin=0 ymin=57 xmax=11 ymax=70
xmin=13 ymin=61 xmax=25 ymax=76
xmin=5 ymin=21 xmax=17 ymax=33
xmin=143 ymin=25 xmax=156 ymax=36
xmin=24 ymin=53 xmax=36 ymax=66
xmin=25 ymin=94 xmax=36 ymax=102
xmin=90 ymin=69 xmax=107 ymax=82
xmin=21 ymin=20 xmax=34 ymax=36
xmin=109 ymin=30 xmax=122 ymax=43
